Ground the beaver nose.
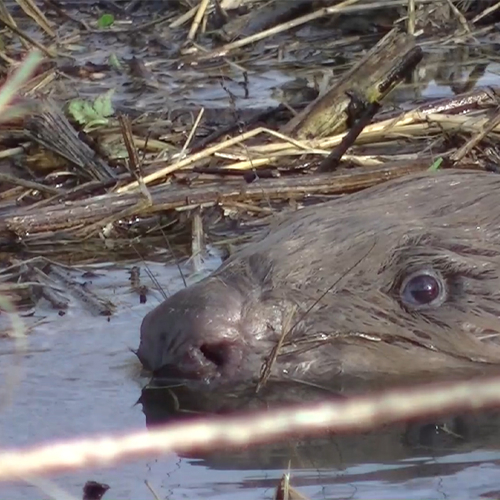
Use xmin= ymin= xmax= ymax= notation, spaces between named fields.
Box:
xmin=169 ymin=337 xmax=244 ymax=382
xmin=199 ymin=341 xmax=232 ymax=368
xmin=138 ymin=280 xmax=247 ymax=383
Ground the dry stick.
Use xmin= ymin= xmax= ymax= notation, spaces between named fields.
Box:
xmin=117 ymin=127 xmax=267 ymax=193
xmin=116 ymin=127 xmax=316 ymax=193
xmin=257 ymin=305 xmax=297 ymax=392
xmin=247 ymin=88 xmax=497 ymax=157
xmin=119 ymin=115 xmax=153 ymax=204
xmin=0 ymin=50 xmax=42 ymax=115
xmin=184 ymin=0 xmax=361 ymax=58
xmin=311 ymin=105 xmax=497 ymax=155
xmin=0 ymin=173 xmax=61 ymax=195
xmin=374 ymin=87 xmax=494 ymax=121
xmin=2 ymin=377 xmax=500 ymax=479
xmin=0 ymin=186 xmax=23 ymax=201
xmin=472 ymin=0 xmax=500 ymax=24
xmin=190 ymin=209 xmax=204 ymax=274
xmin=144 ymin=481 xmax=161 ymax=500
xmin=24 ymin=66 xmax=57 ymax=95
xmin=4 ymin=162 xmax=429 ymax=237
xmin=0 ymin=49 xmax=16 ymax=66
xmin=341 ymin=152 xmax=420 ymax=167
xmin=246 ymin=111 xmax=423 ymax=157
xmin=49 ymin=266 xmax=115 ymax=316
xmin=179 ymin=108 xmax=205 ymax=159
xmin=188 ymin=0 xmax=210 ymax=41
xmin=0 ymin=17 xmax=54 ymax=57
xmin=276 ymin=475 xmax=305 ymax=500
xmin=445 ymin=0 xmax=471 ymax=33
xmin=318 ymin=101 xmax=381 ymax=172
xmin=449 ymin=106 xmax=500 ymax=164
xmin=283 ymin=29 xmax=422 ymax=139
xmin=16 ymin=0 xmax=55 ymax=37
xmin=119 ymin=114 xmax=141 ymax=175
xmin=424 ymin=112 xmax=500 ymax=132
xmin=169 ymin=109 xmax=464 ymax=173
xmin=0 ymin=1 xmax=30 ymax=50
xmin=219 ymin=158 xmax=273 ymax=170
xmin=170 ymin=4 xmax=199 ymax=28
xmin=407 ymin=0 xmax=415 ymax=35
xmin=316 ymin=40 xmax=425 ymax=165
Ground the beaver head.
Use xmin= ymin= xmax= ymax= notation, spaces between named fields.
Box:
xmin=138 ymin=170 xmax=500 ymax=390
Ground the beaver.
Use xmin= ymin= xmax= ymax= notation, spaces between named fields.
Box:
xmin=137 ymin=169 xmax=500 ymax=390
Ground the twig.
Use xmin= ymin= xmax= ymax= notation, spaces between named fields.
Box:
xmin=184 ymin=0 xmax=361 ymax=58
xmin=188 ymin=0 xmax=210 ymax=41
xmin=1 ymin=376 xmax=500 ymax=479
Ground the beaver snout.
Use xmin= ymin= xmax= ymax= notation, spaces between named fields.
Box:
xmin=137 ymin=278 xmax=274 ymax=384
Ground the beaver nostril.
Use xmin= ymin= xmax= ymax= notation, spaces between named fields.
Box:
xmin=200 ymin=343 xmax=227 ymax=367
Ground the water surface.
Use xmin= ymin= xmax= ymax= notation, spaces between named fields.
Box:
xmin=1 ymin=258 xmax=500 ymax=499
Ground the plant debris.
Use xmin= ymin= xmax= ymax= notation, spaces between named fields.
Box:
xmin=0 ymin=0 xmax=498 ymax=309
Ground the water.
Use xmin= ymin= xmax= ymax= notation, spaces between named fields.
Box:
xmin=0 ymin=260 xmax=221 ymax=499
xmin=1 ymin=258 xmax=500 ymax=499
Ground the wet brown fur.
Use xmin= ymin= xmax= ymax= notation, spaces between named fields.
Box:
xmin=139 ymin=170 xmax=500 ymax=387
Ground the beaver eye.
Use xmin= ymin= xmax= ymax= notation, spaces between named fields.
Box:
xmin=400 ymin=270 xmax=446 ymax=309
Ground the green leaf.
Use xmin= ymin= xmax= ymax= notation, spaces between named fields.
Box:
xmin=98 ymin=13 xmax=115 ymax=28
xmin=428 ymin=157 xmax=443 ymax=172
xmin=68 ymin=99 xmax=98 ymax=125
xmin=108 ymin=53 xmax=123 ymax=72
xmin=67 ymin=90 xmax=115 ymax=132
xmin=93 ymin=89 xmax=115 ymax=118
